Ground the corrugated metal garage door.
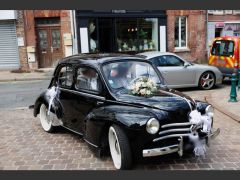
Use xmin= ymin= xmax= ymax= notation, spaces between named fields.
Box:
xmin=0 ymin=21 xmax=19 ymax=69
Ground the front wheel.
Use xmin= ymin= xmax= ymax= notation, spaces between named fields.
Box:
xmin=39 ymin=104 xmax=55 ymax=132
xmin=108 ymin=125 xmax=132 ymax=170
xmin=199 ymin=72 xmax=215 ymax=90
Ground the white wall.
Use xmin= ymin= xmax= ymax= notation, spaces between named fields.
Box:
xmin=0 ymin=10 xmax=17 ymax=20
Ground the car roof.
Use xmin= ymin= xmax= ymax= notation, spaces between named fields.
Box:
xmin=58 ymin=53 xmax=146 ymax=66
xmin=138 ymin=51 xmax=178 ymax=59
xmin=213 ymin=36 xmax=240 ymax=41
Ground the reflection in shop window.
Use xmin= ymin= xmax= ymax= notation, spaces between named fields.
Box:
xmin=116 ymin=18 xmax=138 ymax=52
xmin=116 ymin=18 xmax=158 ymax=52
xmin=234 ymin=31 xmax=240 ymax=37
xmin=138 ymin=18 xmax=158 ymax=51
xmin=175 ymin=16 xmax=187 ymax=48
xmin=89 ymin=19 xmax=98 ymax=52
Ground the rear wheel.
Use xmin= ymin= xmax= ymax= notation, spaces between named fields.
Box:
xmin=199 ymin=72 xmax=215 ymax=90
xmin=108 ymin=125 xmax=132 ymax=170
xmin=39 ymin=104 xmax=55 ymax=132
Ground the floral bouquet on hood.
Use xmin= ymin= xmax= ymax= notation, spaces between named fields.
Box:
xmin=129 ymin=77 xmax=158 ymax=97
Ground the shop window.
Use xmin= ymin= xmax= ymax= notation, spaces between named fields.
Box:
xmin=175 ymin=16 xmax=187 ymax=49
xmin=88 ymin=19 xmax=98 ymax=53
xmin=116 ymin=18 xmax=159 ymax=52
xmin=138 ymin=18 xmax=158 ymax=51
xmin=116 ymin=18 xmax=138 ymax=52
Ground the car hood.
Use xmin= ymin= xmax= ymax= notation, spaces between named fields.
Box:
xmin=115 ymin=87 xmax=196 ymax=112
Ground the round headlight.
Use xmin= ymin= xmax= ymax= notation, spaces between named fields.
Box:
xmin=206 ymin=105 xmax=214 ymax=117
xmin=146 ymin=118 xmax=160 ymax=134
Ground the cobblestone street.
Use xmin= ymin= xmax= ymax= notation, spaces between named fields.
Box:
xmin=0 ymin=104 xmax=240 ymax=170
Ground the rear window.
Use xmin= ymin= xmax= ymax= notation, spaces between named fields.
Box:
xmin=211 ymin=40 xmax=234 ymax=56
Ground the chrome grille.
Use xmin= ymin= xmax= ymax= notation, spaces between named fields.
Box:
xmin=153 ymin=122 xmax=192 ymax=142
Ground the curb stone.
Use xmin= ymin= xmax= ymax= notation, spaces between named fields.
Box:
xmin=0 ymin=77 xmax=51 ymax=82
xmin=205 ymin=95 xmax=240 ymax=123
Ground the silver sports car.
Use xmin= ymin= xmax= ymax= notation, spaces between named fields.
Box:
xmin=138 ymin=51 xmax=223 ymax=90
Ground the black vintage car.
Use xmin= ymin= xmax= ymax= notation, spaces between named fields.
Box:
xmin=33 ymin=53 xmax=220 ymax=169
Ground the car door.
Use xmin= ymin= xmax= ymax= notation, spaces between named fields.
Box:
xmin=67 ymin=65 xmax=104 ymax=134
xmin=56 ymin=64 xmax=76 ymax=130
xmin=151 ymin=55 xmax=196 ymax=88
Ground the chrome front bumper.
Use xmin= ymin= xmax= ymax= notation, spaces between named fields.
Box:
xmin=142 ymin=128 xmax=220 ymax=158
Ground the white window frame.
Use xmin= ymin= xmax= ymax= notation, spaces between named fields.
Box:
xmin=212 ymin=10 xmax=224 ymax=15
xmin=225 ymin=10 xmax=233 ymax=14
xmin=233 ymin=10 xmax=240 ymax=15
xmin=175 ymin=16 xmax=188 ymax=49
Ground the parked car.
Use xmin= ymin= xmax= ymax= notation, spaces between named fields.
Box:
xmin=209 ymin=36 xmax=240 ymax=78
xmin=33 ymin=53 xmax=220 ymax=170
xmin=138 ymin=51 xmax=223 ymax=90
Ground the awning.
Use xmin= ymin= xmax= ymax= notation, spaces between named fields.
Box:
xmin=215 ymin=22 xmax=224 ymax=28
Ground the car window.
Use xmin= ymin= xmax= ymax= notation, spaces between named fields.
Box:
xmin=211 ymin=40 xmax=234 ymax=56
xmin=152 ymin=55 xmax=184 ymax=67
xmin=75 ymin=66 xmax=102 ymax=93
xmin=58 ymin=65 xmax=73 ymax=88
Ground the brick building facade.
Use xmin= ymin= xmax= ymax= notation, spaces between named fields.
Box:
xmin=166 ymin=10 xmax=207 ymax=63
xmin=16 ymin=10 xmax=29 ymax=70
xmin=207 ymin=10 xmax=240 ymax=54
xmin=16 ymin=10 xmax=73 ymax=70
xmin=12 ymin=10 xmax=209 ymax=70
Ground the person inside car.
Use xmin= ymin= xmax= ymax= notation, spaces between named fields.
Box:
xmin=109 ymin=63 xmax=131 ymax=89
xmin=76 ymin=67 xmax=99 ymax=91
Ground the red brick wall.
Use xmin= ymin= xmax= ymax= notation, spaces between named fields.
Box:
xmin=16 ymin=10 xmax=29 ymax=70
xmin=167 ymin=10 xmax=208 ymax=63
xmin=22 ymin=10 xmax=72 ymax=69
xmin=208 ymin=14 xmax=240 ymax=22
xmin=60 ymin=10 xmax=72 ymax=56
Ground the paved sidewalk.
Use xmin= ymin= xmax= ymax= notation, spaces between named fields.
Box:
xmin=206 ymin=85 xmax=240 ymax=123
xmin=0 ymin=69 xmax=53 ymax=82
xmin=180 ymin=83 xmax=240 ymax=124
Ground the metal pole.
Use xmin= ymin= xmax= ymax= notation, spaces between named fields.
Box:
xmin=229 ymin=73 xmax=238 ymax=102
xmin=238 ymin=68 xmax=240 ymax=90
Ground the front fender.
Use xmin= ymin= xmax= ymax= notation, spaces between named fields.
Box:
xmin=33 ymin=91 xmax=63 ymax=119
xmin=84 ymin=105 xmax=157 ymax=148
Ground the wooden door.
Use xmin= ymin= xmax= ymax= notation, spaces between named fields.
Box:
xmin=37 ymin=26 xmax=63 ymax=68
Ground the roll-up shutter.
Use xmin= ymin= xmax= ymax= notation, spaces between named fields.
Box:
xmin=0 ymin=20 xmax=19 ymax=69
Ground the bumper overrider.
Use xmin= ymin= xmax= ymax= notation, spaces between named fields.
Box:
xmin=142 ymin=110 xmax=220 ymax=158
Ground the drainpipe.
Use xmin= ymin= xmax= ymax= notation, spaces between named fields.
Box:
xmin=23 ymin=10 xmax=30 ymax=71
xmin=70 ymin=10 xmax=74 ymax=55
xmin=206 ymin=11 xmax=209 ymax=63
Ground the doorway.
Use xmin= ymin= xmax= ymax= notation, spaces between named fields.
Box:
xmin=36 ymin=26 xmax=63 ymax=68
xmin=98 ymin=18 xmax=115 ymax=52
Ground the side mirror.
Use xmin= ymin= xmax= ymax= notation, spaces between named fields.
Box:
xmin=184 ymin=62 xmax=191 ymax=68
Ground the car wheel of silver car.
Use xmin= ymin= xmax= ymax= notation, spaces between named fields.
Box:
xmin=39 ymin=104 xmax=55 ymax=132
xmin=199 ymin=72 xmax=215 ymax=90
xmin=108 ymin=125 xmax=132 ymax=170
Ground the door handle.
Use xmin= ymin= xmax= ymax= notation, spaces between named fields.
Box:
xmin=42 ymin=51 xmax=47 ymax=54
xmin=51 ymin=46 xmax=53 ymax=53
xmin=96 ymin=101 xmax=104 ymax=105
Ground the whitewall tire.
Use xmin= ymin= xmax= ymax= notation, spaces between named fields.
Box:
xmin=39 ymin=104 xmax=54 ymax=132
xmin=108 ymin=125 xmax=132 ymax=170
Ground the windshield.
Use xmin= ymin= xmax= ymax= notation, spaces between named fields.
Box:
xmin=102 ymin=60 xmax=164 ymax=92
xmin=211 ymin=40 xmax=234 ymax=57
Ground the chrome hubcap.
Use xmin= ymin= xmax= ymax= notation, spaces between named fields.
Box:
xmin=201 ymin=73 xmax=214 ymax=89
